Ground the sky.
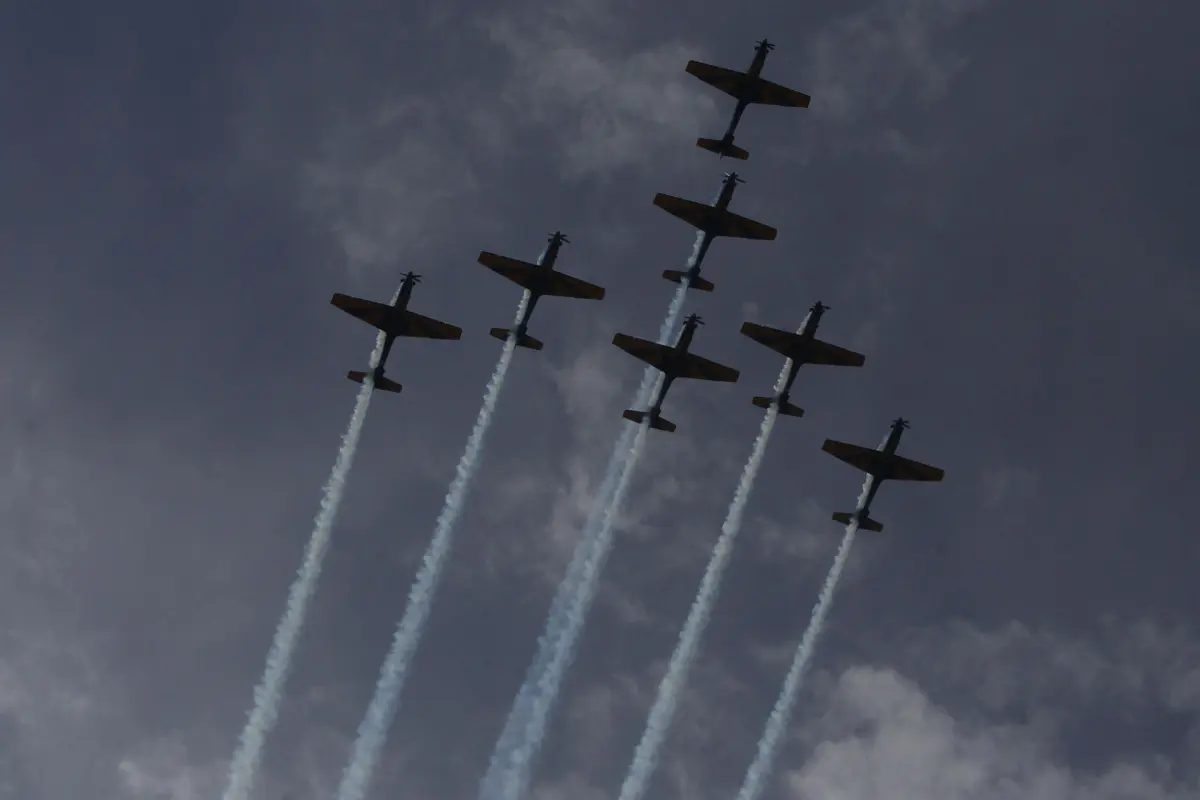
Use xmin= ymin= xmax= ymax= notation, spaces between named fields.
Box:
xmin=0 ymin=0 xmax=1198 ymax=797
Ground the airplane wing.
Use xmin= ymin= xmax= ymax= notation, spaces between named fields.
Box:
xmin=612 ymin=333 xmax=672 ymax=372
xmin=805 ymin=337 xmax=866 ymax=367
xmin=740 ymin=322 xmax=795 ymax=357
xmin=822 ymin=440 xmax=878 ymax=474
xmin=393 ymin=309 xmax=463 ymax=340
xmin=478 ymin=252 xmax=606 ymax=300
xmin=653 ymin=193 xmax=712 ymax=228
xmin=331 ymin=293 xmax=391 ymax=330
xmin=478 ymin=252 xmax=540 ymax=288
xmin=543 ymin=271 xmax=606 ymax=300
xmin=685 ymin=61 xmax=750 ymax=99
xmin=674 ymin=352 xmax=740 ymax=383
xmin=881 ymin=453 xmax=945 ymax=482
xmin=710 ymin=208 xmax=777 ymax=240
xmin=685 ymin=61 xmax=811 ymax=108
xmin=740 ymin=323 xmax=865 ymax=367
xmin=822 ymin=439 xmax=944 ymax=482
xmin=653 ymin=194 xmax=777 ymax=240
xmin=741 ymin=76 xmax=811 ymax=108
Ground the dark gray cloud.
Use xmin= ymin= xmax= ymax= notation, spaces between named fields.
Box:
xmin=1 ymin=0 xmax=1197 ymax=797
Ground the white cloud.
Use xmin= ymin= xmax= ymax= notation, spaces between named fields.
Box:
xmin=785 ymin=665 xmax=1191 ymax=800
xmin=479 ymin=9 xmax=717 ymax=178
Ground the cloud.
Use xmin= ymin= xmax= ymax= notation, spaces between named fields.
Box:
xmin=808 ymin=0 xmax=987 ymax=122
xmin=301 ymin=99 xmax=481 ymax=275
xmin=786 ymin=665 xmax=1188 ymax=800
xmin=478 ymin=5 xmax=717 ymax=178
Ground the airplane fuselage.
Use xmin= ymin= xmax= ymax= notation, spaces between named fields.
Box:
xmin=719 ymin=47 xmax=770 ymax=142
xmin=372 ymin=281 xmax=417 ymax=377
xmin=644 ymin=323 xmax=698 ymax=418
xmin=771 ymin=311 xmax=824 ymax=404
xmin=852 ymin=426 xmax=906 ymax=521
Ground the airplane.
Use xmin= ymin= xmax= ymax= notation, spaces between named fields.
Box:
xmin=611 ymin=313 xmax=740 ymax=433
xmin=686 ymin=39 xmax=812 ymax=161
xmin=739 ymin=301 xmax=865 ymax=417
xmin=330 ymin=271 xmax=462 ymax=394
xmin=653 ymin=171 xmax=776 ymax=292
xmin=477 ymin=231 xmax=606 ymax=351
xmin=821 ymin=418 xmax=945 ymax=532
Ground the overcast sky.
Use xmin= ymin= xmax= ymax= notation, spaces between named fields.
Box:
xmin=1 ymin=0 xmax=1198 ymax=798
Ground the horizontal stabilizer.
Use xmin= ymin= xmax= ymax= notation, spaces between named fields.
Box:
xmin=347 ymin=370 xmax=402 ymax=394
xmin=662 ymin=269 xmax=715 ymax=292
xmin=490 ymin=327 xmax=544 ymax=351
xmin=697 ymin=137 xmax=749 ymax=160
xmin=653 ymin=194 xmax=777 ymax=240
xmin=752 ymin=396 xmax=804 ymax=417
xmin=832 ymin=511 xmax=883 ymax=533
xmin=623 ymin=409 xmax=676 ymax=433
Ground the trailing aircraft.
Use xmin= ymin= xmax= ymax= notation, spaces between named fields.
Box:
xmin=478 ymin=231 xmax=606 ymax=351
xmin=740 ymin=301 xmax=865 ymax=417
xmin=686 ymin=39 xmax=811 ymax=161
xmin=330 ymin=271 xmax=462 ymax=394
xmin=612 ymin=313 xmax=740 ymax=433
xmin=653 ymin=172 xmax=776 ymax=292
xmin=821 ymin=418 xmax=945 ymax=532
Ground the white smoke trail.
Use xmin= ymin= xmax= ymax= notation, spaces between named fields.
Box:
xmin=617 ymin=311 xmax=814 ymax=800
xmin=222 ymin=288 xmax=398 ymax=800
xmin=500 ymin=416 xmax=654 ymax=800
xmin=335 ymin=291 xmax=530 ymax=800
xmin=734 ymin=519 xmax=860 ymax=800
xmin=479 ymin=273 xmax=693 ymax=800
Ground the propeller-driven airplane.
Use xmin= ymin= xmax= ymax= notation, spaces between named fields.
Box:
xmin=821 ymin=418 xmax=945 ymax=532
xmin=478 ymin=231 xmax=607 ymax=351
xmin=686 ymin=39 xmax=812 ymax=161
xmin=740 ymin=301 xmax=865 ymax=417
xmin=611 ymin=313 xmax=740 ymax=433
xmin=653 ymin=172 xmax=776 ymax=292
xmin=330 ymin=271 xmax=462 ymax=394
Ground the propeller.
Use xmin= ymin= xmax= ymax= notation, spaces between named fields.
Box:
xmin=548 ymin=231 xmax=571 ymax=244
xmin=756 ymin=39 xmax=776 ymax=52
xmin=685 ymin=313 xmax=705 ymax=326
xmin=723 ymin=171 xmax=745 ymax=184
xmin=403 ymin=271 xmax=423 ymax=284
xmin=892 ymin=417 xmax=911 ymax=430
xmin=810 ymin=300 xmax=830 ymax=314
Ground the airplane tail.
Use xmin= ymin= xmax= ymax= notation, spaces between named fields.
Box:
xmin=752 ymin=395 xmax=804 ymax=417
xmin=697 ymin=137 xmax=750 ymax=161
xmin=489 ymin=327 xmax=544 ymax=351
xmin=347 ymin=370 xmax=402 ymax=394
xmin=623 ymin=409 xmax=677 ymax=433
xmin=832 ymin=511 xmax=882 ymax=533
xmin=662 ymin=269 xmax=715 ymax=292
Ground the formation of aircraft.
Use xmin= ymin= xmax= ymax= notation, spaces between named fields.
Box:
xmin=328 ymin=39 xmax=944 ymax=530
xmin=740 ymin=301 xmax=865 ymax=417
xmin=686 ymin=39 xmax=812 ymax=161
xmin=330 ymin=271 xmax=462 ymax=394
xmin=612 ymin=313 xmax=740 ymax=433
xmin=653 ymin=171 xmax=776 ymax=292
xmin=478 ymin=231 xmax=606 ymax=351
xmin=822 ymin=418 xmax=945 ymax=532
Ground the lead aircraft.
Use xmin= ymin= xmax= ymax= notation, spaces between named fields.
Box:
xmin=686 ymin=39 xmax=812 ymax=161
